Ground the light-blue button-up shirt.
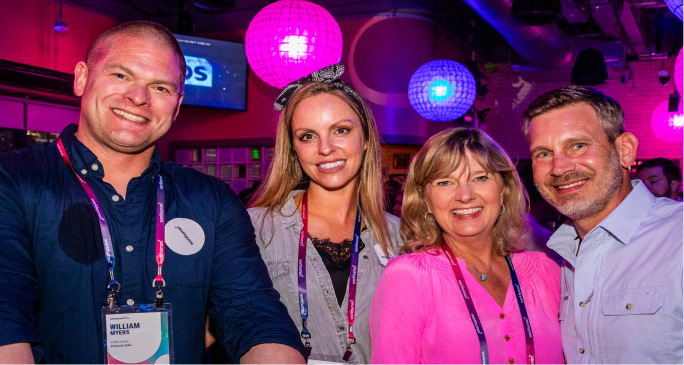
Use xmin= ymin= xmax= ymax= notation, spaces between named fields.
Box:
xmin=547 ymin=180 xmax=683 ymax=364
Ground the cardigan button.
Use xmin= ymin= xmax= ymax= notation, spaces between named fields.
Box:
xmin=508 ymin=359 xmax=514 ymax=364
xmin=504 ymin=335 xmax=511 ymax=341
xmin=579 ymin=348 xmax=585 ymax=354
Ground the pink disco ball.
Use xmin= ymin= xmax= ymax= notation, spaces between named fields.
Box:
xmin=651 ymin=99 xmax=683 ymax=144
xmin=675 ymin=48 xmax=683 ymax=93
xmin=245 ymin=0 xmax=343 ymax=88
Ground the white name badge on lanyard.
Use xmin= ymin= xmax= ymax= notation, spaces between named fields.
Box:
xmin=102 ymin=304 xmax=174 ymax=364
xmin=306 ymin=359 xmax=348 ymax=365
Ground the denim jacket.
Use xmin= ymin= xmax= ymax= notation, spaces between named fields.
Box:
xmin=248 ymin=190 xmax=403 ymax=363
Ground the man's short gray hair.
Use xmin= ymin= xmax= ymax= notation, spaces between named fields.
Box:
xmin=522 ymin=85 xmax=624 ymax=143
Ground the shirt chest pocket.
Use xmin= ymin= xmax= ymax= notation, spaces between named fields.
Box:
xmin=599 ymin=286 xmax=665 ymax=351
xmin=601 ymin=287 xmax=664 ymax=316
xmin=265 ymin=260 xmax=296 ymax=300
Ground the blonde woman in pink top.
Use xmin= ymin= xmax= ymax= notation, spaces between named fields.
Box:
xmin=370 ymin=128 xmax=563 ymax=364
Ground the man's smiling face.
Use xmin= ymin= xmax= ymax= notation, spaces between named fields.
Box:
xmin=528 ymin=103 xmax=623 ymax=221
xmin=74 ymin=33 xmax=184 ymax=154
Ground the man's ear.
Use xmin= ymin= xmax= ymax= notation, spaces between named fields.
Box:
xmin=614 ymin=132 xmax=638 ymax=169
xmin=173 ymin=91 xmax=185 ymax=121
xmin=671 ymin=180 xmax=682 ymax=199
xmin=74 ymin=62 xmax=88 ymax=97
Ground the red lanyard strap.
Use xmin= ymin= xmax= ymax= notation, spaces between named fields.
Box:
xmin=441 ymin=244 xmax=536 ymax=364
xmin=297 ymin=190 xmax=362 ymax=360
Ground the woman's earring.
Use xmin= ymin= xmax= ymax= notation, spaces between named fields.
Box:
xmin=424 ymin=211 xmax=435 ymax=223
xmin=499 ymin=205 xmax=506 ymax=216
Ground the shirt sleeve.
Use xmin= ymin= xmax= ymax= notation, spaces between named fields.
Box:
xmin=207 ymin=182 xmax=306 ymax=361
xmin=0 ymin=165 xmax=41 ymax=346
xmin=369 ymin=254 xmax=431 ymax=364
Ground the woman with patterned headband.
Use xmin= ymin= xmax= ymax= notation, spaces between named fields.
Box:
xmin=248 ymin=64 xmax=403 ymax=364
xmin=369 ymin=127 xmax=563 ymax=364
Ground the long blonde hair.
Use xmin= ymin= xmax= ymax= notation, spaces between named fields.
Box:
xmin=401 ymin=127 xmax=529 ymax=256
xmin=249 ymin=81 xmax=393 ymax=255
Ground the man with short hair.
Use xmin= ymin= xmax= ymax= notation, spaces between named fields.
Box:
xmin=0 ymin=21 xmax=305 ymax=363
xmin=524 ymin=85 xmax=683 ymax=364
xmin=637 ymin=157 xmax=682 ymax=201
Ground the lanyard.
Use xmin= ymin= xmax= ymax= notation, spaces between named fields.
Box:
xmin=298 ymin=190 xmax=362 ymax=361
xmin=56 ymin=138 xmax=167 ymax=309
xmin=441 ymin=244 xmax=535 ymax=364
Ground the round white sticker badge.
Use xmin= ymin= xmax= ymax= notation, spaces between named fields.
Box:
xmin=165 ymin=218 xmax=205 ymax=255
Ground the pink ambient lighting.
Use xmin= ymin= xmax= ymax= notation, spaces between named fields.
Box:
xmin=245 ymin=0 xmax=343 ymax=88
xmin=675 ymin=48 xmax=682 ymax=93
xmin=651 ymin=99 xmax=684 ymax=144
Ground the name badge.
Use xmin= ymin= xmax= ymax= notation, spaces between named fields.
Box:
xmin=374 ymin=245 xmax=393 ymax=266
xmin=102 ymin=304 xmax=173 ymax=364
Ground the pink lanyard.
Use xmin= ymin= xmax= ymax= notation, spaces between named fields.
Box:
xmin=441 ymin=244 xmax=536 ymax=364
xmin=56 ymin=138 xmax=167 ymax=308
xmin=298 ymin=190 xmax=362 ymax=360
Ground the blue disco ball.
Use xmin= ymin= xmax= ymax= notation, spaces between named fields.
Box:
xmin=666 ymin=0 xmax=683 ymax=21
xmin=408 ymin=60 xmax=476 ymax=122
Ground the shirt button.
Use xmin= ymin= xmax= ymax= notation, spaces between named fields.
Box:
xmin=579 ymin=348 xmax=585 ymax=354
xmin=504 ymin=335 xmax=511 ymax=341
xmin=626 ymin=303 xmax=634 ymax=310
xmin=499 ymin=313 xmax=505 ymax=319
xmin=579 ymin=302 xmax=586 ymax=308
xmin=363 ymin=255 xmax=368 ymax=259
xmin=126 ymin=245 xmax=133 ymax=252
xmin=80 ymin=169 xmax=87 ymax=175
xmin=91 ymin=164 xmax=99 ymax=171
xmin=508 ymin=359 xmax=514 ymax=364
xmin=338 ymin=326 xmax=345 ymax=331
xmin=112 ymin=195 xmax=120 ymax=202
xmin=127 ymin=299 xmax=134 ymax=305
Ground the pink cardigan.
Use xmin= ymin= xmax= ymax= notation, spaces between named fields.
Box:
xmin=370 ymin=249 xmax=563 ymax=364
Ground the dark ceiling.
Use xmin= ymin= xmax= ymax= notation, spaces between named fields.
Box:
xmin=63 ymin=0 xmax=683 ymax=65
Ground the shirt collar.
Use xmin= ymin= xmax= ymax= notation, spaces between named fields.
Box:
xmin=597 ymin=179 xmax=654 ymax=244
xmin=547 ymin=180 xmax=655 ymax=263
xmin=58 ymin=123 xmax=162 ymax=178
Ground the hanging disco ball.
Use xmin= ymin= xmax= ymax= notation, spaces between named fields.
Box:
xmin=675 ymin=48 xmax=683 ymax=93
xmin=245 ymin=0 xmax=343 ymax=88
xmin=651 ymin=99 xmax=683 ymax=144
xmin=408 ymin=60 xmax=477 ymax=122
xmin=666 ymin=0 xmax=683 ymax=21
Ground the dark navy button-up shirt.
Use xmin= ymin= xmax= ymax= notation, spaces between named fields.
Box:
xmin=0 ymin=124 xmax=305 ymax=363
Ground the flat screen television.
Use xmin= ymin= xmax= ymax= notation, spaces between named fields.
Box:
xmin=174 ymin=34 xmax=248 ymax=110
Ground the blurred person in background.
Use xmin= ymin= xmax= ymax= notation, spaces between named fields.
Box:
xmin=636 ymin=157 xmax=682 ymax=201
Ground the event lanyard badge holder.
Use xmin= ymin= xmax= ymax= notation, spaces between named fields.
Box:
xmin=298 ymin=190 xmax=362 ymax=362
xmin=57 ymin=138 xmax=174 ymax=364
xmin=441 ymin=244 xmax=536 ymax=365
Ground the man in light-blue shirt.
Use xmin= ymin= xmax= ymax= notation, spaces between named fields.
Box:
xmin=523 ymin=85 xmax=683 ymax=364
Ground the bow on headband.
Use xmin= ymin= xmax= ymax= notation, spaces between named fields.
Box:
xmin=274 ymin=63 xmax=359 ymax=110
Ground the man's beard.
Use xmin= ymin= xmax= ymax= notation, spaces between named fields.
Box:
xmin=535 ymin=148 xmax=624 ymax=221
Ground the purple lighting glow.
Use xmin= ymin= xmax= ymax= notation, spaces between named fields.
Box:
xmin=651 ymin=99 xmax=683 ymax=144
xmin=245 ymin=0 xmax=343 ymax=88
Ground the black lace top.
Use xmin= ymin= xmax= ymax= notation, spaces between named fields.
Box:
xmin=310 ymin=235 xmax=366 ymax=307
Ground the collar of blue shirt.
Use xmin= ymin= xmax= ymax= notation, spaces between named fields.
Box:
xmin=547 ymin=180 xmax=654 ymax=265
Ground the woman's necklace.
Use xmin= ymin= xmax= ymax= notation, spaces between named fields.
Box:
xmin=467 ymin=262 xmax=494 ymax=281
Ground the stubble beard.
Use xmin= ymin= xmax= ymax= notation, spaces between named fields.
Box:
xmin=535 ymin=148 xmax=624 ymax=221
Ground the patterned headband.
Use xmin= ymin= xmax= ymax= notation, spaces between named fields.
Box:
xmin=274 ymin=63 xmax=360 ymax=110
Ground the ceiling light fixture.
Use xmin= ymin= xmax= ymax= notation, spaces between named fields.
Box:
xmin=510 ymin=0 xmax=562 ymax=26
xmin=245 ymin=0 xmax=342 ymax=88
xmin=408 ymin=60 xmax=477 ymax=122
xmin=54 ymin=0 xmax=68 ymax=33
xmin=571 ymin=48 xmax=608 ymax=86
